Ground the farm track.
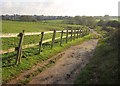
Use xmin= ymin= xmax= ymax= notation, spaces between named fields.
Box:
xmin=7 ymin=38 xmax=99 ymax=84
xmin=28 ymin=39 xmax=99 ymax=84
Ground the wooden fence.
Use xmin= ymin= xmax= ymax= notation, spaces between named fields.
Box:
xmin=1 ymin=29 xmax=89 ymax=65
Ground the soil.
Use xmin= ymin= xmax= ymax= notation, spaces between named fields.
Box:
xmin=28 ymin=39 xmax=99 ymax=84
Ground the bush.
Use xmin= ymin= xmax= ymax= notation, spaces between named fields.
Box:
xmin=106 ymin=20 xmax=120 ymax=28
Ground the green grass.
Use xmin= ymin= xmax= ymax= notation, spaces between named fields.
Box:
xmin=19 ymin=57 xmax=56 ymax=85
xmin=2 ymin=33 xmax=93 ymax=84
xmin=94 ymin=26 xmax=108 ymax=37
xmin=75 ymin=35 xmax=118 ymax=84
xmin=2 ymin=32 xmax=63 ymax=50
xmin=2 ymin=20 xmax=82 ymax=33
xmin=2 ymin=20 xmax=62 ymax=33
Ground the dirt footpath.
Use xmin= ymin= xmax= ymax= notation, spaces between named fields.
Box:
xmin=29 ymin=39 xmax=99 ymax=84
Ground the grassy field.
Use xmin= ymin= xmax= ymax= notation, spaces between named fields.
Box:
xmin=2 ymin=20 xmax=82 ymax=33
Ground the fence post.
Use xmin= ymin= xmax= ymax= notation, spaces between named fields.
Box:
xmin=39 ymin=32 xmax=44 ymax=54
xmin=15 ymin=30 xmax=24 ymax=65
xmin=71 ymin=29 xmax=73 ymax=41
xmin=51 ymin=30 xmax=56 ymax=49
xmin=74 ymin=29 xmax=76 ymax=40
xmin=82 ymin=30 xmax=84 ymax=36
xmin=81 ymin=29 xmax=83 ymax=37
xmin=83 ymin=30 xmax=85 ymax=36
xmin=79 ymin=29 xmax=81 ymax=38
xmin=60 ymin=30 xmax=63 ymax=46
xmin=77 ymin=29 xmax=79 ymax=38
xmin=83 ymin=29 xmax=85 ymax=36
xmin=66 ymin=29 xmax=68 ymax=43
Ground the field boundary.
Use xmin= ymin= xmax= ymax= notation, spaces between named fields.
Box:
xmin=2 ymin=29 xmax=89 ymax=65
xmin=1 ymin=29 xmax=86 ymax=54
xmin=0 ymin=30 xmax=75 ymax=38
xmin=0 ymin=35 xmax=71 ymax=54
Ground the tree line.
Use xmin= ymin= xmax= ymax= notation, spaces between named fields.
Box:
xmin=63 ymin=15 xmax=120 ymax=29
xmin=2 ymin=14 xmax=119 ymax=29
xmin=1 ymin=14 xmax=70 ymax=21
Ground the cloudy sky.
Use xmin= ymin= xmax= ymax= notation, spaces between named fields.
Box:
xmin=0 ymin=0 xmax=119 ymax=16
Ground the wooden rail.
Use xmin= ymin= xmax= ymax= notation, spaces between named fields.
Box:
xmin=0 ymin=30 xmax=73 ymax=38
xmin=0 ymin=35 xmax=71 ymax=54
xmin=1 ymin=29 xmax=89 ymax=64
xmin=1 ymin=29 xmax=86 ymax=54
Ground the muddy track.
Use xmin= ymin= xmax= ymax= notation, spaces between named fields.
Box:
xmin=28 ymin=39 xmax=99 ymax=84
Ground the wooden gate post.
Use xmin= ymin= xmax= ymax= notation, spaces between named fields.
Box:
xmin=71 ymin=29 xmax=73 ymax=41
xmin=60 ymin=30 xmax=63 ymax=46
xmin=51 ymin=30 xmax=56 ymax=49
xmin=39 ymin=32 xmax=44 ymax=54
xmin=15 ymin=30 xmax=24 ymax=65
xmin=66 ymin=29 xmax=68 ymax=43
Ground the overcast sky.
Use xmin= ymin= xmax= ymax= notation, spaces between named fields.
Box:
xmin=0 ymin=0 xmax=119 ymax=16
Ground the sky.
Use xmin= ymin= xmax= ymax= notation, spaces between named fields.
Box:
xmin=0 ymin=0 xmax=120 ymax=16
